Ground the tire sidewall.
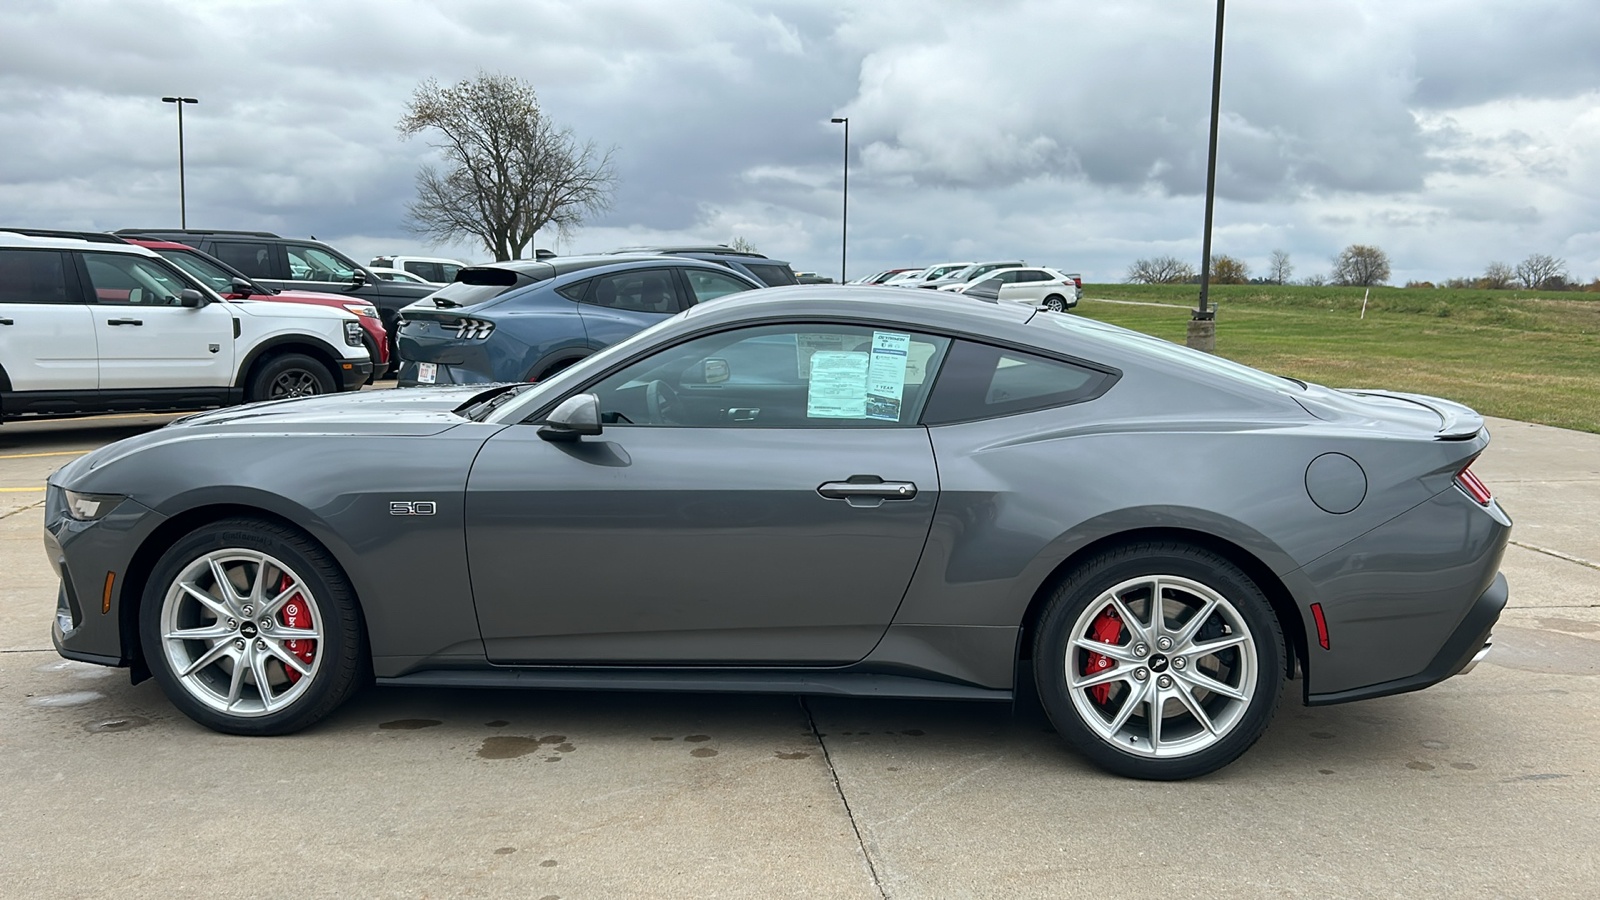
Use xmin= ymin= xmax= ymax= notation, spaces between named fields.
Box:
xmin=1044 ymin=295 xmax=1066 ymax=312
xmin=138 ymin=519 xmax=362 ymax=735
xmin=1034 ymin=544 xmax=1284 ymax=780
xmin=249 ymin=353 xmax=335 ymax=402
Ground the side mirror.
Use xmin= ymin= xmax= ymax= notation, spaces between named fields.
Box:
xmin=537 ymin=393 xmax=603 ymax=442
xmin=229 ymin=277 xmax=256 ymax=298
xmin=179 ymin=288 xmax=208 ymax=308
xmin=349 ymin=270 xmax=367 ymax=288
xmin=702 ymin=358 xmax=730 ymax=384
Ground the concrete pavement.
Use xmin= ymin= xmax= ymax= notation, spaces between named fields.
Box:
xmin=0 ymin=413 xmax=1595 ymax=899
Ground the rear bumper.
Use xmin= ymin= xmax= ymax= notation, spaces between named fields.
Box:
xmin=1306 ymin=572 xmax=1506 ymax=706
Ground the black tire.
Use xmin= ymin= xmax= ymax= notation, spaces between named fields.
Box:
xmin=138 ymin=517 xmax=367 ymax=735
xmin=247 ymin=353 xmax=335 ymax=402
xmin=1043 ymin=294 xmax=1067 ymax=312
xmin=1033 ymin=541 xmax=1284 ymax=780
xmin=360 ymin=335 xmax=381 ymax=385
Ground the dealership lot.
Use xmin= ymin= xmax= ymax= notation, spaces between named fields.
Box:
xmin=1 ymin=412 xmax=1596 ymax=898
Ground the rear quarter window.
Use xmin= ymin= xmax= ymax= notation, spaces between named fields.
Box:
xmin=921 ymin=340 xmax=1113 ymax=424
xmin=0 ymin=249 xmax=72 ymax=304
xmin=745 ymin=263 xmax=799 ymax=286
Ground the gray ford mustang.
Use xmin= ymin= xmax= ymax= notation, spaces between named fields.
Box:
xmin=45 ymin=287 xmax=1510 ymax=779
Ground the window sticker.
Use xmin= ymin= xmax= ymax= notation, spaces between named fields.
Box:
xmin=865 ymin=331 xmax=911 ymax=421
xmin=806 ymin=351 xmax=869 ymax=418
xmin=797 ymin=333 xmax=850 ymax=378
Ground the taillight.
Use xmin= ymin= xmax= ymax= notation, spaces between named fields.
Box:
xmin=1072 ymin=277 xmax=1082 ymax=288
xmin=1456 ymin=465 xmax=1492 ymax=505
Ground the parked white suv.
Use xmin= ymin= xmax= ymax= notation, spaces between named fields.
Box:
xmin=958 ymin=267 xmax=1081 ymax=311
xmin=0 ymin=233 xmax=371 ymax=422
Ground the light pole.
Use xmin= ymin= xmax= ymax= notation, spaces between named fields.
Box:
xmin=162 ymin=96 xmax=198 ymax=228
xmin=830 ymin=116 xmax=849 ymax=284
xmin=1188 ymin=0 xmax=1225 ymax=352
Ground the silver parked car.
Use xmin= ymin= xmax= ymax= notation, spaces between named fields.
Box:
xmin=45 ymin=288 xmax=1508 ymax=779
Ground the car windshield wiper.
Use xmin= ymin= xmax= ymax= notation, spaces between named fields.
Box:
xmin=457 ymin=383 xmax=535 ymax=421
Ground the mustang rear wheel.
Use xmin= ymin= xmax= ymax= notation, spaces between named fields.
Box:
xmin=139 ymin=518 xmax=366 ymax=735
xmin=1034 ymin=542 xmax=1284 ymax=779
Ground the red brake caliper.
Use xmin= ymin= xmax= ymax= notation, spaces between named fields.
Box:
xmin=277 ymin=574 xmax=315 ymax=684
xmin=1083 ymin=607 xmax=1123 ymax=704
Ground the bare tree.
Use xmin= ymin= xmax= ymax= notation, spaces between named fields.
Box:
xmin=1332 ymin=244 xmax=1391 ymax=286
xmin=398 ymin=73 xmax=617 ymax=261
xmin=1208 ymin=254 xmax=1249 ymax=285
xmin=1268 ymin=249 xmax=1293 ymax=285
xmin=1125 ymin=255 xmax=1197 ymax=284
xmin=728 ymin=235 xmax=758 ymax=254
xmin=1514 ymin=253 xmax=1567 ymax=290
xmin=1479 ymin=261 xmax=1515 ymax=290
xmin=1300 ymin=273 xmax=1327 ymax=287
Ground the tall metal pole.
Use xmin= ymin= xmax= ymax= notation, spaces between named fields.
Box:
xmin=162 ymin=96 xmax=198 ymax=228
xmin=831 ymin=117 xmax=849 ymax=283
xmin=1187 ymin=1 xmax=1225 ymax=351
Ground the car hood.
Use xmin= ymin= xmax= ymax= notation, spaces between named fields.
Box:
xmin=225 ymin=299 xmax=356 ymax=320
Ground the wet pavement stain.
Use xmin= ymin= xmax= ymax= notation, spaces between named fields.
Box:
xmin=540 ymin=859 xmax=558 ymax=868
xmin=380 ymin=719 xmax=442 ymax=730
xmin=684 ymin=734 xmax=711 ymax=742
xmin=1421 ymin=739 xmax=1450 ymax=750
xmin=485 ymin=720 xmax=510 ymax=728
xmin=1451 ymin=762 xmax=1479 ymax=771
xmin=1318 ymin=769 xmax=1335 ymax=775
xmin=494 ymin=847 xmax=517 ymax=856
xmin=690 ymin=748 xmax=719 ymax=758
xmin=650 ymin=736 xmax=675 ymax=741
xmin=901 ymin=729 xmax=925 ymax=737
xmin=775 ymin=751 xmax=810 ymax=760
xmin=1407 ymin=760 xmax=1436 ymax=771
xmin=553 ymin=743 xmax=575 ymax=753
xmin=25 ymin=691 xmax=103 ymax=708
xmin=1489 ymin=627 xmax=1600 ymax=676
xmin=83 ymin=716 xmax=150 ymax=733
xmin=478 ymin=735 xmax=570 ymax=760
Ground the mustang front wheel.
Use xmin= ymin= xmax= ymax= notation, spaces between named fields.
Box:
xmin=139 ymin=518 xmax=366 ymax=735
xmin=1034 ymin=542 xmax=1284 ymax=779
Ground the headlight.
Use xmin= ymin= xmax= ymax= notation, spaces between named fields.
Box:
xmin=64 ymin=490 xmax=124 ymax=521
xmin=344 ymin=320 xmax=364 ymax=346
xmin=343 ymin=304 xmax=379 ymax=318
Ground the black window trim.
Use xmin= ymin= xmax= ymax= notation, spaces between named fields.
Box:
xmin=576 ymin=265 xmax=684 ymax=315
xmin=519 ymin=313 xmax=1120 ymax=425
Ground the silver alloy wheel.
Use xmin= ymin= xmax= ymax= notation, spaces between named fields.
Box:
xmin=270 ymin=369 xmax=322 ymax=399
xmin=1064 ymin=574 xmax=1257 ymax=758
xmin=1044 ymin=295 xmax=1066 ymax=312
xmin=159 ymin=549 xmax=324 ymax=717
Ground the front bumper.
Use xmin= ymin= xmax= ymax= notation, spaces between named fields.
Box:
xmin=45 ymin=488 xmax=167 ymax=670
xmin=338 ymin=358 xmax=374 ymax=391
xmin=1306 ymin=572 xmax=1506 ymax=706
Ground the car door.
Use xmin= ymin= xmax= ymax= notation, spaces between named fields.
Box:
xmin=572 ymin=267 xmax=685 ymax=351
xmin=78 ymin=251 xmax=235 ymax=388
xmin=998 ymin=270 xmax=1045 ymax=304
xmin=465 ymin=321 xmax=951 ymax=665
xmin=0 ymin=248 xmax=98 ymax=393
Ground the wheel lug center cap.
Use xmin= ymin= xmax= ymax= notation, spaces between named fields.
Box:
xmin=1148 ymin=654 xmax=1170 ymax=673
xmin=239 ymin=621 xmax=259 ymax=639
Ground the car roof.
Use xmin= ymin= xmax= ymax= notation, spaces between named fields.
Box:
xmin=685 ymin=284 xmax=1034 ymax=330
xmin=608 ymin=245 xmax=769 ymax=259
xmin=115 ymin=228 xmax=280 ymax=238
xmin=0 ymin=231 xmax=160 ymax=256
xmin=124 ymin=237 xmax=200 ymax=251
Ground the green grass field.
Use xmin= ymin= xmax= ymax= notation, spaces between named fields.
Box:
xmin=1073 ymin=284 xmax=1600 ymax=433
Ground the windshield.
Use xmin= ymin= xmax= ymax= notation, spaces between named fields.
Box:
xmin=158 ymin=249 xmax=242 ymax=293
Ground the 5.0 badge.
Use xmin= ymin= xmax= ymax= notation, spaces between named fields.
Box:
xmin=389 ymin=501 xmax=437 ymax=516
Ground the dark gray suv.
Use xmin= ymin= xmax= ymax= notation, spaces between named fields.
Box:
xmin=606 ymin=246 xmax=800 ymax=287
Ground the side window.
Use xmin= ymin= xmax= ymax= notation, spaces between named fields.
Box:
xmin=212 ymin=242 xmax=275 ymax=277
xmin=744 ymin=263 xmax=799 ymax=286
xmin=405 ymin=261 xmax=442 ymax=282
xmin=440 ymin=263 xmax=463 ymax=283
xmin=682 ymin=268 xmax=757 ymax=305
xmin=0 ymin=250 xmax=72 ymax=304
xmin=994 ymin=270 xmax=1021 ymax=284
xmin=81 ymin=253 xmax=192 ymax=306
xmin=921 ymin=340 xmax=1112 ymax=424
xmin=581 ymin=268 xmax=680 ymax=314
xmin=285 ymin=245 xmax=358 ymax=282
xmin=582 ymin=324 xmax=950 ymax=428
xmin=555 ymin=278 xmax=591 ymax=301
xmin=1015 ymin=270 xmax=1047 ymax=283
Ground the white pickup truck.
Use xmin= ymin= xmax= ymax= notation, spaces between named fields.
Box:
xmin=0 ymin=232 xmax=371 ymax=422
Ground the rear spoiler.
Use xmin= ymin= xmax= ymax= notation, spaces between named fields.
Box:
xmin=1340 ymin=390 xmax=1484 ymax=440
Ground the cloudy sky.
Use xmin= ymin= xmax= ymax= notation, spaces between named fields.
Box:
xmin=3 ymin=0 xmax=1598 ymax=284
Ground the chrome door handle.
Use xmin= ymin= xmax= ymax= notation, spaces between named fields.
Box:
xmin=107 ymin=317 xmax=144 ymax=326
xmin=818 ymin=480 xmax=918 ymax=500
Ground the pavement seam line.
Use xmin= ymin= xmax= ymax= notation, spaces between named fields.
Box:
xmin=0 ymin=500 xmax=44 ymax=519
xmin=800 ymin=697 xmax=887 ymax=900
xmin=1509 ymin=540 xmax=1600 ymax=571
